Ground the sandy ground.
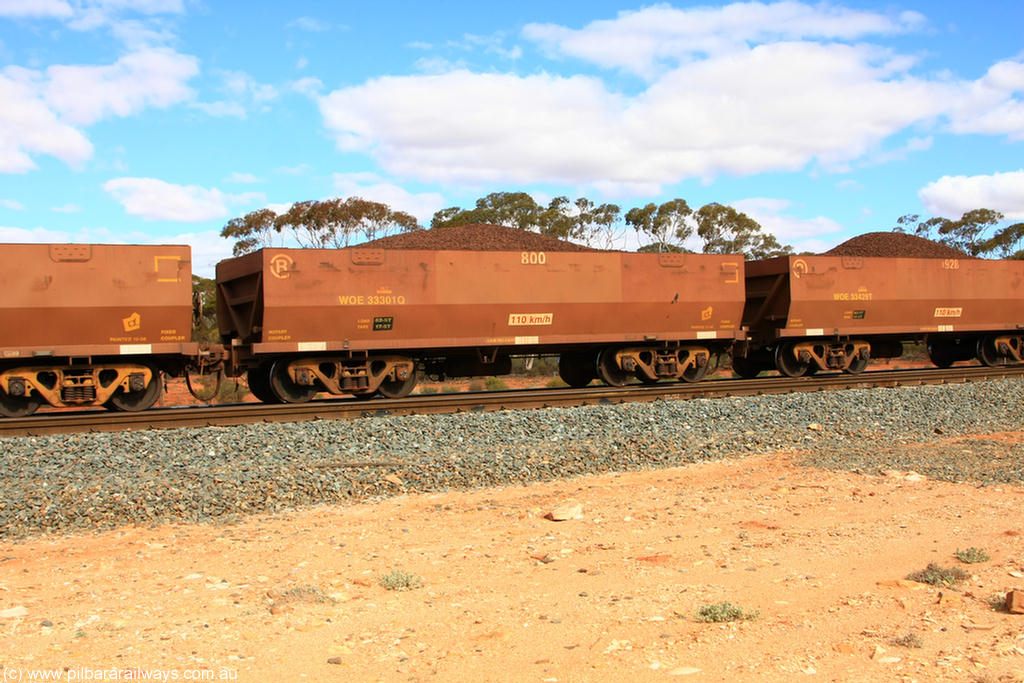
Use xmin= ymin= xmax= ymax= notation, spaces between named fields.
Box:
xmin=2 ymin=433 xmax=1024 ymax=683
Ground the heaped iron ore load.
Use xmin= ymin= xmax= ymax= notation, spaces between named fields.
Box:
xmin=0 ymin=243 xmax=216 ymax=416
xmin=736 ymin=252 xmax=1024 ymax=377
xmin=824 ymin=231 xmax=970 ymax=259
xmin=216 ymin=244 xmax=746 ymax=401
xmin=360 ymin=222 xmax=599 ymax=252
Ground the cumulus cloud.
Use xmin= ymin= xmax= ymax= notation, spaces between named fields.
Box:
xmin=0 ymin=48 xmax=196 ymax=172
xmin=918 ymin=171 xmax=1024 ymax=220
xmin=44 ymin=48 xmax=197 ymax=125
xmin=732 ymin=197 xmax=847 ymax=252
xmin=523 ymin=2 xmax=925 ymax=78
xmin=193 ymin=69 xmax=278 ymax=119
xmin=317 ymin=42 xmax=958 ymax=191
xmin=104 ymin=177 xmax=264 ymax=222
xmin=0 ymin=68 xmax=94 ymax=172
xmin=314 ymin=0 xmax=1022 ymax=193
xmin=332 ymin=172 xmax=446 ymax=224
xmin=0 ymin=0 xmax=72 ymax=18
xmin=946 ymin=59 xmax=1024 ymax=141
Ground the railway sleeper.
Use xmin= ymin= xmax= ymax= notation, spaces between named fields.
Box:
xmin=788 ymin=340 xmax=871 ymax=374
xmin=277 ymin=355 xmax=417 ymax=399
xmin=0 ymin=363 xmax=157 ymax=413
xmin=614 ymin=345 xmax=711 ymax=383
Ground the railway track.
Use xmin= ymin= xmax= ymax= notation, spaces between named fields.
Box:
xmin=2 ymin=364 xmax=1023 ymax=437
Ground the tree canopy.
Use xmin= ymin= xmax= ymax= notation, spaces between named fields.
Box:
xmin=894 ymin=209 xmax=1024 ymax=259
xmin=222 ymin=191 xmax=793 ymax=259
xmin=221 ymin=197 xmax=419 ymax=256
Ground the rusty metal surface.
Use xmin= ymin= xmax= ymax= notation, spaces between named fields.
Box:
xmin=217 ymin=248 xmax=746 ymax=359
xmin=744 ymin=255 xmax=1024 ymax=340
xmin=0 ymin=244 xmax=195 ymax=358
xmin=3 ymin=365 xmax=1023 ymax=437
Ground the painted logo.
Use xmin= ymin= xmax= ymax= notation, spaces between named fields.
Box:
xmin=792 ymin=258 xmax=809 ymax=279
xmin=122 ymin=312 xmax=141 ymax=332
xmin=269 ymin=254 xmax=295 ymax=279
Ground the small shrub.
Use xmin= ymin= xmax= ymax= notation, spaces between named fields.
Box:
xmin=441 ymin=385 xmax=459 ymax=394
xmin=378 ymin=569 xmax=423 ymax=592
xmin=484 ymin=376 xmax=509 ymax=391
xmin=987 ymin=592 xmax=1008 ymax=611
xmin=955 ymin=547 xmax=990 ymax=564
xmin=467 ymin=379 xmax=486 ymax=392
xmin=546 ymin=377 xmax=570 ymax=388
xmin=276 ymin=584 xmax=334 ymax=605
xmin=906 ymin=563 xmax=970 ymax=587
xmin=893 ymin=631 xmax=924 ymax=648
xmin=694 ymin=601 xmax=759 ymax=623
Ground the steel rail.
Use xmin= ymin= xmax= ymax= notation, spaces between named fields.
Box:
xmin=2 ymin=364 xmax=1023 ymax=437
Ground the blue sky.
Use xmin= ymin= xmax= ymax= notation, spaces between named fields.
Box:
xmin=1 ymin=0 xmax=1022 ymax=275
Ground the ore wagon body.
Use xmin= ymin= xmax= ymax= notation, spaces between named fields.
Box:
xmin=0 ymin=243 xmax=204 ymax=416
xmin=217 ymin=247 xmax=746 ymax=401
xmin=737 ymin=254 xmax=1024 ymax=377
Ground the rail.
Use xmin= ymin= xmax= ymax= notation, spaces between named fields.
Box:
xmin=2 ymin=365 xmax=1023 ymax=437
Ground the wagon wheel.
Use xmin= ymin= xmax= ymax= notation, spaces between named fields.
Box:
xmin=246 ymin=364 xmax=280 ymax=403
xmin=558 ymin=351 xmax=596 ymax=388
xmin=268 ymin=359 xmax=317 ymax=403
xmin=927 ymin=340 xmax=955 ymax=368
xmin=844 ymin=356 xmax=869 ymax=374
xmin=976 ymin=336 xmax=1006 ymax=367
xmin=774 ymin=343 xmax=810 ymax=378
xmin=596 ymin=348 xmax=631 ymax=387
xmin=378 ymin=366 xmax=418 ymax=398
xmin=680 ymin=361 xmax=710 ymax=383
xmin=107 ymin=368 xmax=163 ymax=412
xmin=730 ymin=354 xmax=762 ymax=379
xmin=0 ymin=388 xmax=42 ymax=418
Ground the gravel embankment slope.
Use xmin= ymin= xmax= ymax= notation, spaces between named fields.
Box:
xmin=1 ymin=378 xmax=1022 ymax=538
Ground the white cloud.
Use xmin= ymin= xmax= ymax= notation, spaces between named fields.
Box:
xmin=287 ymin=16 xmax=332 ymax=32
xmin=317 ymin=41 xmax=958 ymax=190
xmin=732 ymin=197 xmax=847 ymax=251
xmin=291 ymin=77 xmax=323 ymax=96
xmin=523 ymin=2 xmax=925 ymax=78
xmin=44 ymin=48 xmax=198 ymax=125
xmin=193 ymin=70 xmax=278 ymax=119
xmin=0 ymin=224 xmax=76 ymax=242
xmin=947 ymin=59 xmax=1024 ymax=140
xmin=224 ymin=172 xmax=262 ymax=184
xmin=104 ymin=177 xmax=264 ymax=222
xmin=191 ymin=101 xmax=246 ymax=118
xmin=918 ymin=171 xmax=1024 ymax=220
xmin=0 ymin=68 xmax=94 ymax=172
xmin=51 ymin=203 xmax=81 ymax=213
xmin=0 ymin=0 xmax=72 ymax=18
xmin=0 ymin=198 xmax=25 ymax=210
xmin=163 ymin=229 xmax=234 ymax=277
xmin=332 ymin=172 xmax=445 ymax=224
xmin=0 ymin=47 xmax=198 ymax=172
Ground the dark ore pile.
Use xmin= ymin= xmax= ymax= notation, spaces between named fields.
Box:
xmin=824 ymin=231 xmax=970 ymax=258
xmin=2 ymin=378 xmax=1023 ymax=539
xmin=358 ymin=223 xmax=597 ymax=252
